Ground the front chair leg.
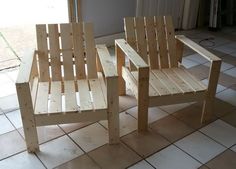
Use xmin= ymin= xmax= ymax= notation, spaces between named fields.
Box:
xmin=201 ymin=97 xmax=214 ymax=123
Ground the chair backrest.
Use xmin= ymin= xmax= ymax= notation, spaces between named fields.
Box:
xmin=36 ymin=23 xmax=97 ymax=82
xmin=124 ymin=16 xmax=179 ymax=70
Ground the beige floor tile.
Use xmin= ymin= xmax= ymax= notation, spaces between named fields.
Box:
xmin=6 ymin=109 xmax=22 ymax=128
xmin=36 ymin=135 xmax=83 ymax=169
xmin=55 ymin=154 xmax=100 ymax=169
xmin=221 ymin=110 xmax=236 ymax=128
xmin=0 ymin=94 xmax=19 ymax=113
xmin=212 ymin=98 xmax=236 ymax=117
xmin=59 ymin=122 xmax=92 ymax=133
xmin=121 ymin=130 xmax=170 ymax=158
xmin=159 ymin=103 xmax=191 ymax=114
xmin=215 ymin=43 xmax=236 ymax=55
xmin=127 ymin=106 xmax=168 ymax=124
xmin=119 ymin=95 xmax=137 ymax=112
xmin=100 ymin=112 xmax=137 ymax=137
xmin=6 ymin=68 xmax=19 ymax=82
xmin=198 ymin=165 xmax=210 ymax=169
xmin=0 ymin=114 xmax=14 ymax=135
xmin=221 ymin=54 xmax=236 ymax=66
xmin=182 ymin=58 xmax=199 ymax=68
xmin=0 ymin=151 xmax=45 ymax=169
xmin=0 ymin=130 xmax=26 ymax=160
xmin=128 ymin=160 xmax=154 ymax=169
xmin=201 ymin=79 xmax=226 ymax=93
xmin=89 ymin=143 xmax=141 ymax=169
xmin=0 ymin=82 xmax=16 ymax=97
xmin=188 ymin=65 xmax=210 ymax=80
xmin=147 ymin=145 xmax=202 ymax=169
xmin=19 ymin=125 xmax=65 ymax=144
xmin=205 ymin=150 xmax=236 ymax=169
xmin=204 ymin=62 xmax=234 ymax=72
xmin=69 ymin=123 xmax=108 ymax=152
xmin=150 ymin=115 xmax=194 ymax=143
xmin=217 ymin=89 xmax=236 ymax=106
xmin=200 ymin=120 xmax=236 ymax=148
xmin=231 ymin=145 xmax=236 ymax=152
xmin=0 ymin=72 xmax=12 ymax=84
xmin=185 ymin=53 xmax=208 ymax=64
xmin=175 ymin=131 xmax=226 ymax=164
xmin=218 ymin=73 xmax=236 ymax=88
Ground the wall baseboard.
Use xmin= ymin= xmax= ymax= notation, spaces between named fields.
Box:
xmin=95 ymin=32 xmax=125 ymax=46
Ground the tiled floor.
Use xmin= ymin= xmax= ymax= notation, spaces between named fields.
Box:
xmin=0 ymin=27 xmax=236 ymax=169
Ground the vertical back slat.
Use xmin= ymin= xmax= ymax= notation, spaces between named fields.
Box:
xmin=145 ymin=17 xmax=159 ymax=69
xmin=72 ymin=23 xmax=86 ymax=79
xmin=48 ymin=24 xmax=62 ymax=81
xmin=155 ymin=16 xmax=169 ymax=68
xmin=135 ymin=17 xmax=148 ymax=64
xmin=60 ymin=24 xmax=74 ymax=80
xmin=124 ymin=17 xmax=136 ymax=70
xmin=36 ymin=24 xmax=49 ymax=82
xmin=83 ymin=23 xmax=97 ymax=79
xmin=164 ymin=16 xmax=178 ymax=67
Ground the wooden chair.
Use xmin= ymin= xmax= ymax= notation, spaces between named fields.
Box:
xmin=16 ymin=23 xmax=119 ymax=152
xmin=115 ymin=16 xmax=221 ymax=132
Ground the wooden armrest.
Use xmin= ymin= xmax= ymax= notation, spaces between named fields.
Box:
xmin=96 ymin=44 xmax=118 ymax=78
xmin=175 ymin=35 xmax=221 ymax=62
xmin=16 ymin=49 xmax=37 ymax=84
xmin=115 ymin=39 xmax=149 ymax=69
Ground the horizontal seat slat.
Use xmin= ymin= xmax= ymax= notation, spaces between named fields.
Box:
xmin=78 ymin=80 xmax=93 ymax=111
xmin=64 ymin=81 xmax=78 ymax=112
xmin=35 ymin=82 xmax=49 ymax=114
xmin=49 ymin=81 xmax=62 ymax=113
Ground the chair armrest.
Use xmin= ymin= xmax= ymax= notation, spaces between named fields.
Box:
xmin=175 ymin=35 xmax=221 ymax=62
xmin=96 ymin=44 xmax=118 ymax=78
xmin=16 ymin=49 xmax=37 ymax=84
xmin=115 ymin=39 xmax=149 ymax=69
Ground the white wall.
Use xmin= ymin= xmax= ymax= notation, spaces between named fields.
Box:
xmin=81 ymin=0 xmax=136 ymax=37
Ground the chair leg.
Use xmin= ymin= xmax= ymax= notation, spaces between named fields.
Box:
xmin=201 ymin=97 xmax=214 ymax=123
xmin=137 ymin=99 xmax=149 ymax=132
xmin=107 ymin=77 xmax=120 ymax=144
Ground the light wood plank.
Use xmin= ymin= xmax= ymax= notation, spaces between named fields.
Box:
xmin=36 ymin=24 xmax=49 ymax=82
xmin=72 ymin=23 xmax=86 ymax=79
xmin=64 ymin=81 xmax=78 ymax=112
xmin=164 ymin=16 xmax=178 ymax=67
xmin=84 ymin=23 xmax=97 ymax=79
xmin=98 ymin=72 xmax=107 ymax=104
xmin=152 ymin=70 xmax=182 ymax=94
xmin=116 ymin=44 xmax=126 ymax=95
xmin=78 ymin=80 xmax=93 ymax=111
xmin=135 ymin=17 xmax=148 ymax=64
xmin=31 ymin=77 xmax=39 ymax=108
xmin=60 ymin=24 xmax=74 ymax=80
xmin=145 ymin=17 xmax=159 ymax=69
xmin=89 ymin=79 xmax=107 ymax=110
xmin=155 ymin=16 xmax=169 ymax=68
xmin=35 ymin=82 xmax=49 ymax=114
xmin=48 ymin=24 xmax=61 ymax=81
xmin=49 ymin=81 xmax=62 ymax=113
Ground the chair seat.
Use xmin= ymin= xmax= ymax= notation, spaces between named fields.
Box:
xmin=34 ymin=75 xmax=107 ymax=115
xmin=131 ymin=67 xmax=207 ymax=97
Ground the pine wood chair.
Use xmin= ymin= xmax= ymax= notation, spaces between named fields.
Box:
xmin=16 ymin=23 xmax=119 ymax=152
xmin=116 ymin=16 xmax=221 ymax=132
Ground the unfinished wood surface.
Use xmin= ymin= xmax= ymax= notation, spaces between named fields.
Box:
xmin=135 ymin=17 xmax=148 ymax=64
xmin=84 ymin=23 xmax=97 ymax=79
xmin=122 ymin=67 xmax=138 ymax=98
xmin=98 ymin=72 xmax=107 ymax=104
xmin=60 ymin=24 xmax=74 ymax=80
xmin=164 ymin=16 xmax=178 ymax=67
xmin=89 ymin=79 xmax=107 ymax=110
xmin=49 ymin=81 xmax=62 ymax=113
xmin=78 ymin=80 xmax=93 ymax=111
xmin=31 ymin=77 xmax=39 ymax=108
xmin=124 ymin=17 xmax=136 ymax=70
xmin=116 ymin=44 xmax=126 ymax=95
xmin=64 ymin=81 xmax=78 ymax=112
xmin=72 ymin=23 xmax=86 ymax=79
xmin=149 ymin=71 xmax=169 ymax=96
xmin=35 ymin=82 xmax=49 ymax=114
xmin=36 ymin=24 xmax=49 ymax=82
xmin=176 ymin=38 xmax=184 ymax=63
xmin=48 ymin=24 xmax=61 ymax=81
xmin=155 ymin=16 xmax=169 ymax=68
xmin=145 ymin=17 xmax=159 ymax=69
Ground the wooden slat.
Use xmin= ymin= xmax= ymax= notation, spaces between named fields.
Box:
xmin=122 ymin=67 xmax=138 ymax=99
xmin=89 ymin=79 xmax=107 ymax=110
xmin=98 ymin=72 xmax=107 ymax=104
xmin=36 ymin=25 xmax=49 ymax=82
xmin=132 ymin=71 xmax=158 ymax=97
xmin=162 ymin=69 xmax=194 ymax=93
xmin=124 ymin=17 xmax=136 ymax=70
xmin=173 ymin=67 xmax=206 ymax=91
xmin=48 ymin=24 xmax=61 ymax=81
xmin=64 ymin=81 xmax=78 ymax=112
xmin=84 ymin=23 xmax=97 ymax=79
xmin=116 ymin=44 xmax=126 ymax=95
xmin=72 ymin=23 xmax=86 ymax=79
xmin=152 ymin=70 xmax=182 ymax=94
xmin=135 ymin=17 xmax=148 ymax=64
xmin=60 ymin=24 xmax=74 ymax=80
xmin=31 ymin=77 xmax=39 ymax=108
xmin=77 ymin=80 xmax=93 ymax=111
xmin=49 ymin=81 xmax=62 ymax=113
xmin=155 ymin=16 xmax=169 ymax=68
xmin=164 ymin=16 xmax=178 ymax=67
xmin=35 ymin=82 xmax=49 ymax=114
xmin=149 ymin=71 xmax=170 ymax=96
xmin=145 ymin=17 xmax=159 ymax=69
